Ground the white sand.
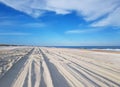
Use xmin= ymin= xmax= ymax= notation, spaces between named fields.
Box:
xmin=0 ymin=47 xmax=120 ymax=87
xmin=0 ymin=46 xmax=20 ymax=51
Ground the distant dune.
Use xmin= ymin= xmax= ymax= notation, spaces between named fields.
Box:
xmin=0 ymin=44 xmax=18 ymax=46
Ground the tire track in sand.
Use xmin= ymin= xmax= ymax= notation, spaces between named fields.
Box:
xmin=0 ymin=48 xmax=34 ymax=87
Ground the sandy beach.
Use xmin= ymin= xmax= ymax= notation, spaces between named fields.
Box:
xmin=0 ymin=46 xmax=120 ymax=87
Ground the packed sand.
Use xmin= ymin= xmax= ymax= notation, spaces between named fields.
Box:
xmin=0 ymin=47 xmax=120 ymax=87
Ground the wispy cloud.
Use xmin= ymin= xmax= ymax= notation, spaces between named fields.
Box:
xmin=65 ymin=30 xmax=85 ymax=34
xmin=65 ymin=28 xmax=102 ymax=34
xmin=0 ymin=0 xmax=120 ymax=27
xmin=0 ymin=20 xmax=15 ymax=26
xmin=0 ymin=15 xmax=24 ymax=19
xmin=0 ymin=20 xmax=46 ymax=28
xmin=91 ymin=7 xmax=120 ymax=27
xmin=0 ymin=32 xmax=30 ymax=35
xmin=0 ymin=16 xmax=11 ymax=19
xmin=23 ymin=23 xmax=46 ymax=28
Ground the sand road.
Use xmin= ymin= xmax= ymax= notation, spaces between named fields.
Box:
xmin=0 ymin=47 xmax=120 ymax=87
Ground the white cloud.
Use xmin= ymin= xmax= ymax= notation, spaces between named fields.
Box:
xmin=0 ymin=0 xmax=120 ymax=26
xmin=91 ymin=7 xmax=120 ymax=27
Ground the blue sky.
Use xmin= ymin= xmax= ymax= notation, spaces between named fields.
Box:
xmin=0 ymin=0 xmax=120 ymax=46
